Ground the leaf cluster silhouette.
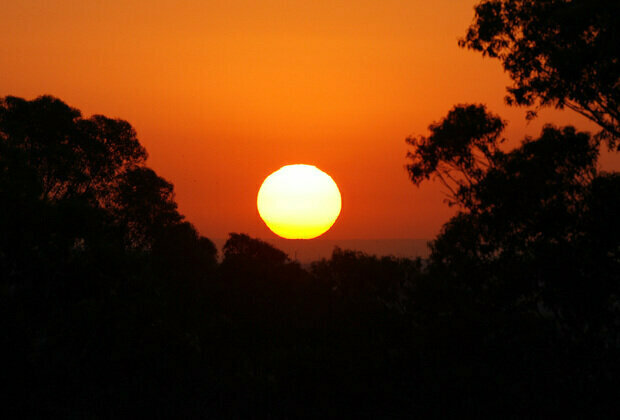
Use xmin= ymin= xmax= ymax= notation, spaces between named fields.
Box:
xmin=460 ymin=0 xmax=620 ymax=147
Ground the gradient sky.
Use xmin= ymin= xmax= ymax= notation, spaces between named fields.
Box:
xmin=2 ymin=0 xmax=617 ymax=240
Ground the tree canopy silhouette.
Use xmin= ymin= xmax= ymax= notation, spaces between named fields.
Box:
xmin=406 ymin=104 xmax=506 ymax=205
xmin=1 ymin=95 xmax=225 ymax=417
xmin=0 ymin=95 xmax=147 ymax=202
xmin=222 ymin=232 xmax=291 ymax=266
xmin=460 ymin=0 xmax=620 ymax=147
xmin=407 ymin=104 xmax=620 ymax=345
xmin=0 ymin=95 xmax=213 ymax=276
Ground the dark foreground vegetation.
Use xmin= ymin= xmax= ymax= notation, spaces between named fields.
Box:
xmin=2 ymin=101 xmax=618 ymax=418
xmin=2 ymin=0 xmax=619 ymax=417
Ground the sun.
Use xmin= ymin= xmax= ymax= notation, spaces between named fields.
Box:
xmin=257 ymin=164 xmax=342 ymax=239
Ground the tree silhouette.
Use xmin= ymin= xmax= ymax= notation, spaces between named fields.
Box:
xmin=405 ymin=100 xmax=620 ymax=414
xmin=0 ymin=95 xmax=147 ymax=202
xmin=408 ymin=104 xmax=620 ymax=345
xmin=112 ymin=167 xmax=183 ymax=249
xmin=1 ymin=96 xmax=220 ymax=417
xmin=311 ymin=247 xmax=420 ymax=314
xmin=461 ymin=0 xmax=620 ymax=147
xmin=406 ymin=104 xmax=506 ymax=205
xmin=218 ymin=233 xmax=310 ymax=320
xmin=222 ymin=232 xmax=290 ymax=266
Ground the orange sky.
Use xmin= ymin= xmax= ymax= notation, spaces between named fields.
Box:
xmin=2 ymin=0 xmax=617 ymax=240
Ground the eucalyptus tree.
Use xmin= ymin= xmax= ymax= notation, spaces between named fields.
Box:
xmin=461 ymin=0 xmax=620 ymax=148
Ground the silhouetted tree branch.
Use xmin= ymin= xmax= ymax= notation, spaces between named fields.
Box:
xmin=460 ymin=0 xmax=620 ymax=148
xmin=406 ymin=104 xmax=506 ymax=206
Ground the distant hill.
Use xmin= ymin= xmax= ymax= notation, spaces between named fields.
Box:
xmin=213 ymin=238 xmax=430 ymax=263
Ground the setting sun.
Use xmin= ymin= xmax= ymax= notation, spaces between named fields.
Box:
xmin=257 ymin=164 xmax=342 ymax=239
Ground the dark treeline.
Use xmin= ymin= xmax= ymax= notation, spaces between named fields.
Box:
xmin=2 ymin=97 xmax=619 ymax=418
xmin=0 ymin=95 xmax=422 ymax=417
xmin=3 ymin=0 xmax=620 ymax=417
